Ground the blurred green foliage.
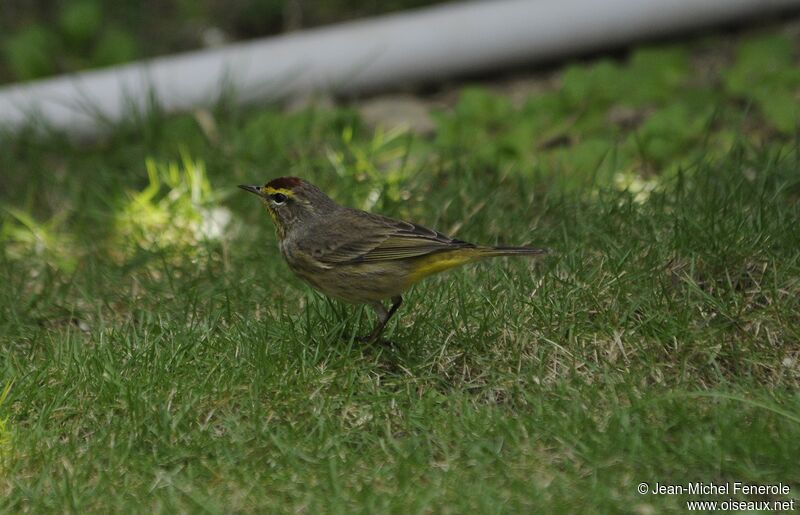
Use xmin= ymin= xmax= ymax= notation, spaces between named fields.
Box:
xmin=0 ymin=0 xmax=446 ymax=84
xmin=3 ymin=25 xmax=58 ymax=81
xmin=723 ymin=33 xmax=800 ymax=133
xmin=112 ymin=153 xmax=229 ymax=257
xmin=435 ymin=32 xmax=798 ymax=192
xmin=59 ymin=0 xmax=103 ymax=46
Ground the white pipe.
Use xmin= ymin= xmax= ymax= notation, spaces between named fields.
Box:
xmin=1 ymin=0 xmax=797 ymax=135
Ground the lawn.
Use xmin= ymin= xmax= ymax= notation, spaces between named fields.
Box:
xmin=1 ymin=24 xmax=799 ymax=512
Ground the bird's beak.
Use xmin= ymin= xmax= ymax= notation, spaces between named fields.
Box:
xmin=238 ymin=184 xmax=262 ymax=196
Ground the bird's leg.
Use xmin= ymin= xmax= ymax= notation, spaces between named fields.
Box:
xmin=361 ymin=296 xmax=403 ymax=344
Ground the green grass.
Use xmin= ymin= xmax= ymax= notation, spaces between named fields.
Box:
xmin=1 ymin=27 xmax=800 ymax=512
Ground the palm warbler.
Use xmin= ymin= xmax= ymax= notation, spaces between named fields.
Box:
xmin=240 ymin=177 xmax=547 ymax=343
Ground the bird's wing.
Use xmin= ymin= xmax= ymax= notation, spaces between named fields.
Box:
xmin=303 ymin=210 xmax=474 ymax=265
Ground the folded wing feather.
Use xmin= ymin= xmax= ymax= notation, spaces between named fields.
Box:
xmin=301 ymin=210 xmax=475 ymax=265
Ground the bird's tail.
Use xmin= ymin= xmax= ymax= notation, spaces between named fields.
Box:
xmin=407 ymin=245 xmax=549 ymax=282
xmin=477 ymin=246 xmax=549 ymax=258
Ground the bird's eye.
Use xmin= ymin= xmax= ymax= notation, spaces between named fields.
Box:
xmin=271 ymin=193 xmax=288 ymax=205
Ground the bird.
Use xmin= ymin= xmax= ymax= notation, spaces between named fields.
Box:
xmin=239 ymin=177 xmax=547 ymax=343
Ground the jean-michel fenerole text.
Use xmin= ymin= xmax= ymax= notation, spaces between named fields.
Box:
xmin=651 ymin=482 xmax=790 ymax=496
